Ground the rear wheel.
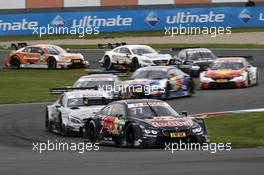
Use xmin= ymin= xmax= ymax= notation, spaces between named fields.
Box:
xmin=10 ymin=56 xmax=20 ymax=69
xmin=131 ymin=58 xmax=140 ymax=71
xmin=47 ymin=57 xmax=57 ymax=69
xmin=104 ymin=56 xmax=112 ymax=70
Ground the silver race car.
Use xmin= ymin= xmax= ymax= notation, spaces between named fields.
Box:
xmin=99 ymin=45 xmax=172 ymax=71
xmin=73 ymin=74 xmax=122 ymax=100
xmin=45 ymin=90 xmax=109 ymax=136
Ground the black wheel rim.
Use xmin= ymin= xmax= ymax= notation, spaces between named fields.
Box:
xmin=105 ymin=58 xmax=110 ymax=69
xmin=49 ymin=59 xmax=55 ymax=69
xmin=89 ymin=124 xmax=95 ymax=142
xmin=127 ymin=128 xmax=134 ymax=146
xmin=12 ymin=58 xmax=20 ymax=68
xmin=132 ymin=60 xmax=139 ymax=70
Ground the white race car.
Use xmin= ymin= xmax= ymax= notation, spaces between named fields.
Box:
xmin=73 ymin=74 xmax=121 ymax=100
xmin=200 ymin=57 xmax=258 ymax=89
xmin=99 ymin=45 xmax=172 ymax=71
xmin=45 ymin=90 xmax=110 ymax=136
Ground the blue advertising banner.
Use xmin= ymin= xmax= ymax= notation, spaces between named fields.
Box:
xmin=0 ymin=6 xmax=263 ymax=36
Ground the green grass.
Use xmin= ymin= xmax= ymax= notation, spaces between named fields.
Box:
xmin=205 ymin=112 xmax=264 ymax=147
xmin=0 ymin=69 xmax=87 ymax=104
xmin=0 ymin=27 xmax=263 ymax=42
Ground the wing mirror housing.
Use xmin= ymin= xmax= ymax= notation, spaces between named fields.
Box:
xmin=181 ymin=111 xmax=188 ymax=117
xmin=115 ymin=114 xmax=123 ymax=119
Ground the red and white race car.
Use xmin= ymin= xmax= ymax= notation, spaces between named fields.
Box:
xmin=200 ymin=57 xmax=258 ymax=89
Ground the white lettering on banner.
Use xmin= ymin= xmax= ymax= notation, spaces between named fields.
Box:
xmin=259 ymin=13 xmax=264 ymax=21
xmin=0 ymin=19 xmax=38 ymax=31
xmin=72 ymin=15 xmax=133 ymax=27
xmin=166 ymin=11 xmax=225 ymax=24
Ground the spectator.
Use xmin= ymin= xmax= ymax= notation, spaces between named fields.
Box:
xmin=245 ymin=0 xmax=255 ymax=6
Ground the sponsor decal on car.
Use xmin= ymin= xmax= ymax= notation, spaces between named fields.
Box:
xmin=151 ymin=120 xmax=193 ymax=127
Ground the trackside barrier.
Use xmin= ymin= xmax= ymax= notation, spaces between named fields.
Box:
xmin=0 ymin=6 xmax=264 ymax=36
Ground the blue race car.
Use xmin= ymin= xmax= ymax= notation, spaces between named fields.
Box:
xmin=121 ymin=66 xmax=194 ymax=99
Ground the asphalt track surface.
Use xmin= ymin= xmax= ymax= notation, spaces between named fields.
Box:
xmin=0 ymin=49 xmax=264 ymax=175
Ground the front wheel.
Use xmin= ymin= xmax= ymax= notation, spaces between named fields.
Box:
xmin=131 ymin=58 xmax=140 ymax=71
xmin=45 ymin=110 xmax=52 ymax=131
xmin=84 ymin=120 xmax=98 ymax=143
xmin=104 ymin=56 xmax=112 ymax=70
xmin=10 ymin=56 xmax=21 ymax=69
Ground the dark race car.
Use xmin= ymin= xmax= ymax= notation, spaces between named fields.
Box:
xmin=173 ymin=48 xmax=217 ymax=77
xmin=83 ymin=99 xmax=208 ymax=148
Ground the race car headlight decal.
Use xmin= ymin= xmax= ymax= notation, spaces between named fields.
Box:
xmin=192 ymin=127 xmax=202 ymax=133
xmin=144 ymin=129 xmax=151 ymax=134
xmin=69 ymin=117 xmax=82 ymax=124
xmin=230 ymin=73 xmax=246 ymax=82
xmin=142 ymin=59 xmax=152 ymax=63
xmin=201 ymin=76 xmax=214 ymax=82
xmin=144 ymin=129 xmax=158 ymax=135
xmin=151 ymin=130 xmax=158 ymax=135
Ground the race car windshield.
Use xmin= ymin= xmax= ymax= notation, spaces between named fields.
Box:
xmin=44 ymin=46 xmax=66 ymax=55
xmin=187 ymin=51 xmax=215 ymax=60
xmin=67 ymin=98 xmax=104 ymax=107
xmin=128 ymin=104 xmax=179 ymax=118
xmin=132 ymin=47 xmax=157 ymax=55
xmin=200 ymin=52 xmax=216 ymax=59
xmin=73 ymin=81 xmax=115 ymax=89
xmin=211 ymin=62 xmax=244 ymax=70
xmin=131 ymin=70 xmax=166 ymax=80
xmin=67 ymin=98 xmax=85 ymax=108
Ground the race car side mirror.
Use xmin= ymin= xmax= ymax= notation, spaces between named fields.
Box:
xmin=55 ymin=105 xmax=61 ymax=108
xmin=115 ymin=114 xmax=123 ymax=119
xmin=181 ymin=111 xmax=188 ymax=117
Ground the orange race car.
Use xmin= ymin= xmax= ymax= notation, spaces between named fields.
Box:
xmin=4 ymin=44 xmax=89 ymax=69
xmin=200 ymin=57 xmax=258 ymax=89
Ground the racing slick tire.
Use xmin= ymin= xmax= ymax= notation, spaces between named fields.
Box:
xmin=131 ymin=58 xmax=140 ymax=71
xmin=84 ymin=120 xmax=98 ymax=143
xmin=163 ymin=82 xmax=171 ymax=100
xmin=187 ymin=78 xmax=195 ymax=96
xmin=244 ymin=75 xmax=250 ymax=87
xmin=10 ymin=56 xmax=21 ymax=69
xmin=104 ymin=56 xmax=113 ymax=70
xmin=125 ymin=123 xmax=136 ymax=147
xmin=256 ymin=71 xmax=259 ymax=85
xmin=45 ymin=110 xmax=52 ymax=131
xmin=58 ymin=114 xmax=70 ymax=136
xmin=47 ymin=57 xmax=57 ymax=69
